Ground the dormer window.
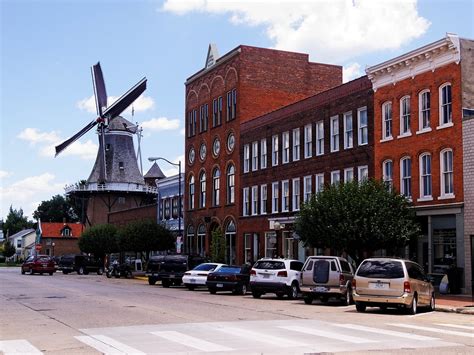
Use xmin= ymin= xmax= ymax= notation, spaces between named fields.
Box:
xmin=62 ymin=228 xmax=71 ymax=237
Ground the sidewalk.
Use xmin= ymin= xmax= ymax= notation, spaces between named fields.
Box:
xmin=435 ymin=294 xmax=474 ymax=315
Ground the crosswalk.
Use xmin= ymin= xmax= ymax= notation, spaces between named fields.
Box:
xmin=1 ymin=320 xmax=472 ymax=354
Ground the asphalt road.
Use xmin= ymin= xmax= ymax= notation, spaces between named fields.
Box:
xmin=0 ymin=267 xmax=472 ymax=354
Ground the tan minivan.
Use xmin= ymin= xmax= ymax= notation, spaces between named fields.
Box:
xmin=352 ymin=258 xmax=435 ymax=314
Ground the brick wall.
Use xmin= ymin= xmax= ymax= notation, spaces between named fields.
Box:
xmin=108 ymin=204 xmax=157 ymax=227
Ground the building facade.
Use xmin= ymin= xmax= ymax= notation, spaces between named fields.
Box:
xmin=240 ymin=76 xmax=374 ymax=263
xmin=39 ymin=222 xmax=84 ymax=256
xmin=156 ymin=173 xmax=184 ymax=241
xmin=184 ymin=44 xmax=343 ymax=263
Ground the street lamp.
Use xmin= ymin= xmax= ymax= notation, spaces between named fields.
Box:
xmin=52 ymin=242 xmax=55 ymax=256
xmin=148 ymin=157 xmax=182 ymax=240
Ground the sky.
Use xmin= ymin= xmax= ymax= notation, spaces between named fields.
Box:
xmin=1 ymin=0 xmax=473 ymax=221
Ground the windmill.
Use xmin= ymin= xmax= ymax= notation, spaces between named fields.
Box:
xmin=55 ymin=62 xmax=147 ymax=183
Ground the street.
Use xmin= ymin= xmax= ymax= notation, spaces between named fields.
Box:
xmin=0 ymin=267 xmax=472 ymax=355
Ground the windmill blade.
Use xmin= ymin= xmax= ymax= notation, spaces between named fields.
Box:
xmin=98 ymin=124 xmax=107 ymax=183
xmin=91 ymin=62 xmax=107 ymax=116
xmin=55 ymin=119 xmax=98 ymax=157
xmin=103 ymin=77 xmax=147 ymax=120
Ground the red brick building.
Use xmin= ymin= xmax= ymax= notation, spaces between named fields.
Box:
xmin=367 ymin=34 xmax=473 ymax=292
xmin=240 ymin=76 xmax=373 ymax=263
xmin=184 ymin=44 xmax=342 ymax=262
xmin=40 ymin=222 xmax=84 ymax=257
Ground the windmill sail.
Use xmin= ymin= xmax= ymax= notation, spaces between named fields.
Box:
xmin=92 ymin=62 xmax=107 ymax=116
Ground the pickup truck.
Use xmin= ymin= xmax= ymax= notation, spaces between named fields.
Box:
xmin=146 ymin=255 xmax=206 ymax=287
xmin=58 ymin=254 xmax=104 ymax=275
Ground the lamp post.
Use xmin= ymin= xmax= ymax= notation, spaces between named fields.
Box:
xmin=52 ymin=242 xmax=55 ymax=256
xmin=148 ymin=157 xmax=182 ymax=240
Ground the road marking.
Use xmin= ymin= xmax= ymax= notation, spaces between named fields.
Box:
xmin=436 ymin=323 xmax=474 ymax=331
xmin=213 ymin=326 xmax=308 ymax=347
xmin=387 ymin=324 xmax=474 ymax=338
xmin=334 ymin=324 xmax=438 ymax=341
xmin=279 ymin=325 xmax=376 ymax=344
xmin=75 ymin=335 xmax=146 ymax=354
xmin=0 ymin=340 xmax=43 ymax=355
xmin=151 ymin=331 xmax=233 ymax=352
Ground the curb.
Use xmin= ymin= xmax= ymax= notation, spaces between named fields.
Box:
xmin=435 ymin=306 xmax=474 ymax=315
xmin=134 ymin=276 xmax=148 ymax=281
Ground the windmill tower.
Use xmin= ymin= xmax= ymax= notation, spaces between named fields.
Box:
xmin=58 ymin=63 xmax=157 ymax=227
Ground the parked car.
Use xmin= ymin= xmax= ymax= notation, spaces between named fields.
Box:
xmin=146 ymin=254 xmax=206 ymax=287
xmin=352 ymin=258 xmax=435 ymax=314
xmin=57 ymin=254 xmax=104 ymax=275
xmin=206 ymin=265 xmax=251 ymax=295
xmin=300 ymin=256 xmax=354 ymax=305
xmin=182 ymin=263 xmax=226 ymax=290
xmin=21 ymin=255 xmax=56 ymax=275
xmin=250 ymin=258 xmax=303 ymax=299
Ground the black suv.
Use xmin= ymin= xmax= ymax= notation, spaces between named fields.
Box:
xmin=58 ymin=254 xmax=104 ymax=275
xmin=146 ymin=254 xmax=206 ymax=287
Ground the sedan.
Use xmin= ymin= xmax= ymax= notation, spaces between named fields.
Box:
xmin=182 ymin=263 xmax=226 ymax=290
xmin=21 ymin=255 xmax=56 ymax=275
xmin=206 ymin=265 xmax=251 ymax=295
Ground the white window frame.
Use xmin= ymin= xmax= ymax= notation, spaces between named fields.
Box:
xmin=199 ymin=171 xmax=206 ymax=208
xmin=303 ymin=175 xmax=312 ymax=202
xmin=417 ymin=90 xmax=431 ymax=133
xmin=331 ymin=170 xmax=340 ymax=185
xmin=272 ymin=182 xmax=279 ymax=213
xmin=261 ymin=184 xmax=267 ymax=214
xmin=438 ymin=83 xmax=453 ymax=128
xmin=382 ymin=101 xmax=393 ymax=141
xmin=343 ymin=111 xmax=353 ymax=149
xmin=440 ymin=148 xmax=454 ymax=198
xmin=330 ymin=115 xmax=340 ymax=152
xmin=243 ymin=187 xmax=250 ymax=216
xmin=344 ymin=167 xmax=354 ymax=183
xmin=282 ymin=180 xmax=289 ymax=212
xmin=304 ymin=124 xmax=312 ymax=158
xmin=260 ymin=138 xmax=267 ymax=169
xmin=292 ymin=178 xmax=300 ymax=211
xmin=316 ymin=121 xmax=324 ymax=155
xmin=358 ymin=107 xmax=368 ymax=146
xmin=358 ymin=165 xmax=368 ymax=182
xmin=252 ymin=141 xmax=259 ymax=171
xmin=251 ymin=185 xmax=259 ymax=215
xmin=418 ymin=153 xmax=432 ymax=201
xmin=315 ymin=173 xmax=324 ymax=193
xmin=400 ymin=157 xmax=412 ymax=198
xmin=399 ymin=96 xmax=411 ymax=137
xmin=382 ymin=160 xmax=393 ymax=190
xmin=272 ymin=134 xmax=279 ymax=166
xmin=293 ymin=128 xmax=300 ymax=161
xmin=282 ymin=131 xmax=290 ymax=164
xmin=243 ymin=144 xmax=250 ymax=173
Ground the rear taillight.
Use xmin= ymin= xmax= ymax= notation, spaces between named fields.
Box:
xmin=250 ymin=269 xmax=256 ymax=276
xmin=404 ymin=281 xmax=411 ymax=293
xmin=339 ymin=274 xmax=345 ymax=285
xmin=352 ymin=279 xmax=356 ymax=290
xmin=277 ymin=270 xmax=287 ymax=277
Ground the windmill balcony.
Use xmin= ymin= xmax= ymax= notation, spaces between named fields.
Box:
xmin=65 ymin=182 xmax=157 ymax=194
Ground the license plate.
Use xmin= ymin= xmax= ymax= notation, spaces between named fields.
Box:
xmin=263 ymin=274 xmax=270 ymax=279
xmin=190 ymin=279 xmax=195 ymax=283
xmin=42 ymin=264 xmax=48 ymax=267
xmin=370 ymin=282 xmax=388 ymax=289
xmin=314 ymin=286 xmax=328 ymax=292
xmin=216 ymin=283 xmax=223 ymax=288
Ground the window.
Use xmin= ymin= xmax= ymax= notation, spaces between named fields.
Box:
xmin=441 ymin=149 xmax=454 ymax=197
xmin=199 ymin=171 xmax=206 ymax=208
xmin=330 ymin=116 xmax=339 ymax=152
xmin=358 ymin=165 xmax=368 ymax=182
xmin=252 ymin=141 xmax=258 ymax=171
xmin=172 ymin=198 xmax=178 ymax=218
xmin=62 ymin=228 xmax=71 ymax=236
xmin=419 ymin=153 xmax=432 ymax=199
xmin=315 ymin=173 xmax=324 ymax=193
xmin=439 ymin=83 xmax=452 ymax=126
xmin=212 ymin=168 xmax=220 ymax=206
xmin=400 ymin=157 xmax=412 ymax=198
xmin=293 ymin=128 xmax=300 ymax=161
xmin=292 ymin=178 xmax=300 ymax=211
xmin=383 ymin=160 xmax=393 ymax=190
xmin=400 ymin=96 xmax=411 ymax=136
xmin=188 ymin=109 xmax=197 ymax=137
xmin=303 ymin=175 xmax=312 ymax=202
xmin=419 ymin=90 xmax=431 ymax=131
xmin=260 ymin=138 xmax=267 ymax=169
xmin=16 ymin=239 xmax=21 ymax=248
xmin=227 ymin=164 xmax=235 ymax=204
xmin=358 ymin=107 xmax=368 ymax=145
xmin=344 ymin=112 xmax=353 ymax=149
xmin=344 ymin=168 xmax=354 ymax=183
xmin=118 ymin=162 xmax=124 ymax=170
xmin=243 ymin=187 xmax=250 ymax=216
xmin=316 ymin=121 xmax=324 ymax=155
xmin=282 ymin=180 xmax=289 ymax=212
xmin=243 ymin=144 xmax=250 ymax=173
xmin=200 ymin=103 xmax=208 ymax=132
xmin=272 ymin=182 xmax=279 ymax=213
xmin=251 ymin=185 xmax=258 ymax=215
xmin=261 ymin=184 xmax=268 ymax=214
xmin=189 ymin=175 xmax=195 ymax=209
xmin=212 ymin=96 xmax=222 ymax=127
xmin=227 ymin=88 xmax=237 ymax=121
xmin=282 ymin=131 xmax=290 ymax=164
xmin=272 ymin=134 xmax=279 ymax=166
xmin=164 ymin=198 xmax=170 ymax=219
xmin=382 ymin=101 xmax=392 ymax=139
xmin=331 ymin=170 xmax=340 ymax=185
xmin=304 ymin=124 xmax=312 ymax=158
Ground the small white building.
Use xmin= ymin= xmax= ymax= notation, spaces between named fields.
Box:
xmin=8 ymin=229 xmax=36 ymax=261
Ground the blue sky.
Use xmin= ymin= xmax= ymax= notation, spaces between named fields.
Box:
xmin=1 ymin=0 xmax=473 ymax=221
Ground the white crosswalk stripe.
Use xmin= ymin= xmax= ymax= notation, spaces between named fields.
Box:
xmin=151 ymin=330 xmax=233 ymax=352
xmin=279 ymin=325 xmax=377 ymax=344
xmin=0 ymin=339 xmax=43 ymax=355
xmin=75 ymin=335 xmax=146 ymax=354
xmin=334 ymin=324 xmax=439 ymax=341
xmin=387 ymin=323 xmax=474 ymax=338
xmin=436 ymin=323 xmax=474 ymax=331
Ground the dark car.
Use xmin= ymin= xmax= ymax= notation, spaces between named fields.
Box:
xmin=206 ymin=265 xmax=251 ymax=295
xmin=21 ymin=255 xmax=56 ymax=275
xmin=146 ymin=254 xmax=206 ymax=287
xmin=57 ymin=254 xmax=104 ymax=275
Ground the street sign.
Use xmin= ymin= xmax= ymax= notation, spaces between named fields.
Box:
xmin=35 ymin=244 xmax=42 ymax=251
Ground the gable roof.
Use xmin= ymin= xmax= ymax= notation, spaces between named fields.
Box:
xmin=41 ymin=222 xmax=83 ymax=239
xmin=8 ymin=229 xmax=35 ymax=242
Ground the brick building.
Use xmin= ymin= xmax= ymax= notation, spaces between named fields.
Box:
xmin=184 ymin=44 xmax=342 ymax=263
xmin=240 ymin=76 xmax=373 ymax=263
xmin=366 ymin=34 xmax=474 ymax=292
xmin=40 ymin=222 xmax=84 ymax=257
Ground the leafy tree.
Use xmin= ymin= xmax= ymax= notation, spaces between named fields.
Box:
xmin=118 ymin=219 xmax=175 ymax=261
xmin=2 ymin=240 xmax=16 ymax=258
xmin=78 ymin=224 xmax=119 ymax=261
xmin=3 ymin=206 xmax=33 ymax=236
xmin=295 ymin=179 xmax=420 ymax=263
xmin=33 ymin=194 xmax=79 ymax=222
xmin=210 ymin=228 xmax=226 ymax=263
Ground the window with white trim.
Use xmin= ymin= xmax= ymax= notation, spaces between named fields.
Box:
xmin=243 ymin=144 xmax=250 ymax=173
xmin=260 ymin=138 xmax=267 ymax=169
xmin=212 ymin=96 xmax=222 ymax=127
xmin=315 ymin=173 xmax=324 ymax=193
xmin=358 ymin=107 xmax=368 ymax=145
xmin=382 ymin=101 xmax=392 ymax=139
xmin=282 ymin=180 xmax=289 ymax=212
xmin=400 ymin=96 xmax=411 ymax=135
xmin=400 ymin=157 xmax=412 ymax=198
xmin=440 ymin=149 xmax=454 ymax=197
xmin=252 ymin=141 xmax=258 ymax=171
xmin=189 ymin=175 xmax=195 ymax=209
xmin=282 ymin=131 xmax=290 ymax=164
xmin=226 ymin=88 xmax=237 ymax=121
xmin=358 ymin=165 xmax=368 ymax=182
xmin=344 ymin=112 xmax=353 ymax=149
xmin=383 ymin=160 xmax=393 ymax=190
xmin=304 ymin=124 xmax=312 ymax=158
xmin=199 ymin=171 xmax=206 ymax=208
xmin=419 ymin=153 xmax=432 ymax=199
xmin=330 ymin=116 xmax=339 ymax=152
xmin=261 ymin=184 xmax=267 ymax=214
xmin=212 ymin=168 xmax=220 ymax=206
xmin=272 ymin=134 xmax=279 ymax=166
xmin=344 ymin=168 xmax=354 ymax=183
xmin=419 ymin=90 xmax=431 ymax=131
xmin=292 ymin=178 xmax=300 ymax=211
xmin=272 ymin=182 xmax=279 ymax=213
xmin=316 ymin=121 xmax=324 ymax=155
xmin=243 ymin=187 xmax=250 ymax=216
xmin=200 ymin=103 xmax=208 ymax=132
xmin=303 ymin=175 xmax=312 ymax=202
xmin=251 ymin=185 xmax=258 ymax=215
xmin=331 ymin=170 xmax=340 ymax=185
xmin=439 ymin=83 xmax=452 ymax=126
xmin=293 ymin=128 xmax=300 ymax=161
xmin=227 ymin=164 xmax=235 ymax=204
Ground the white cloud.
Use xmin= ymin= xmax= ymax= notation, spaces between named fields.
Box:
xmin=141 ymin=117 xmax=180 ymax=132
xmin=77 ymin=94 xmax=154 ymax=115
xmin=17 ymin=128 xmax=60 ymax=145
xmin=161 ymin=155 xmax=185 ymax=177
xmin=343 ymin=62 xmax=363 ymax=83
xmin=162 ymin=0 xmax=430 ymax=63
xmin=0 ymin=170 xmax=12 ymax=179
xmin=179 ymin=127 xmax=186 ymax=136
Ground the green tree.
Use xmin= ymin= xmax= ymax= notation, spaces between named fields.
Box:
xmin=118 ymin=219 xmax=175 ymax=261
xmin=33 ymin=194 xmax=79 ymax=222
xmin=78 ymin=224 xmax=119 ymax=261
xmin=2 ymin=240 xmax=16 ymax=258
xmin=3 ymin=206 xmax=33 ymax=236
xmin=210 ymin=228 xmax=226 ymax=263
xmin=295 ymin=179 xmax=420 ymax=262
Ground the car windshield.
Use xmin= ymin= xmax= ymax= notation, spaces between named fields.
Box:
xmin=193 ymin=263 xmax=219 ymax=271
xmin=253 ymin=261 xmax=285 ymax=270
xmin=37 ymin=257 xmax=50 ymax=262
xmin=357 ymin=260 xmax=404 ymax=279
xmin=216 ymin=266 xmax=241 ymax=273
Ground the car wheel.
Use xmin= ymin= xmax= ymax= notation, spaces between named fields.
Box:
xmin=355 ymin=302 xmax=366 ymax=312
xmin=29 ymin=268 xmax=34 ymax=275
xmin=97 ymin=267 xmax=104 ymax=275
xmin=407 ymin=295 xmax=418 ymax=315
xmin=21 ymin=268 xmax=25 ymax=275
xmin=342 ymin=288 xmax=352 ymax=306
xmin=252 ymin=291 xmax=262 ymax=298
xmin=49 ymin=272 xmax=53 ymax=276
xmin=428 ymin=293 xmax=435 ymax=311
xmin=162 ymin=279 xmax=171 ymax=288
xmin=240 ymin=284 xmax=247 ymax=295
xmin=288 ymin=282 xmax=299 ymax=300
xmin=148 ymin=277 xmax=157 ymax=285
xmin=106 ymin=271 xmax=112 ymax=278
xmin=303 ymin=295 xmax=313 ymax=305
xmin=209 ymin=288 xmax=217 ymax=294
xmin=187 ymin=285 xmax=195 ymax=291
xmin=125 ymin=271 xmax=132 ymax=279
xmin=78 ymin=266 xmax=84 ymax=275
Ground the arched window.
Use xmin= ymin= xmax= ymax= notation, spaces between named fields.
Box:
xmin=212 ymin=168 xmax=220 ymax=206
xmin=382 ymin=160 xmax=393 ymax=190
xmin=400 ymin=156 xmax=412 ymax=198
xmin=227 ymin=164 xmax=235 ymax=204
xmin=189 ymin=175 xmax=195 ymax=209
xmin=400 ymin=96 xmax=411 ymax=136
xmin=225 ymin=220 xmax=236 ymax=264
xmin=382 ymin=101 xmax=392 ymax=140
xmin=186 ymin=225 xmax=195 ymax=254
xmin=199 ymin=171 xmax=206 ymax=208
xmin=439 ymin=83 xmax=452 ymax=126
xmin=419 ymin=153 xmax=432 ymax=199
xmin=197 ymin=224 xmax=206 ymax=257
xmin=440 ymin=149 xmax=454 ymax=197
xmin=418 ymin=90 xmax=430 ymax=131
